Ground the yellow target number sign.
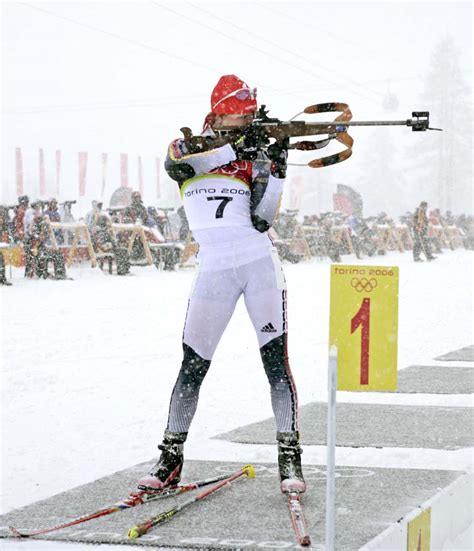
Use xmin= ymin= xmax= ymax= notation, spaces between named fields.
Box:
xmin=329 ymin=265 xmax=399 ymax=391
xmin=407 ymin=508 xmax=431 ymax=551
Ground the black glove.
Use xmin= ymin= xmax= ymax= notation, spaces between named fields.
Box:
xmin=232 ymin=124 xmax=269 ymax=160
xmin=267 ymin=138 xmax=289 ymax=178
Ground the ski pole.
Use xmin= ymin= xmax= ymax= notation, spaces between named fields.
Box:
xmin=128 ymin=464 xmax=256 ymax=539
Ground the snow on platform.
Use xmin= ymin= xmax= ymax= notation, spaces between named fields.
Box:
xmin=435 ymin=345 xmax=474 ymax=362
xmin=0 ymin=459 xmax=463 ymax=550
xmin=396 ymin=364 xmax=474 ymax=394
xmin=214 ymin=401 xmax=473 ymax=450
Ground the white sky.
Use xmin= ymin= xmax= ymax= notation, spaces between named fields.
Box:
xmin=1 ymin=0 xmax=472 ymax=208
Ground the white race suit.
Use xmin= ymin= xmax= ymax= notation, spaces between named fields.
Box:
xmin=164 ymin=137 xmax=300 ymax=435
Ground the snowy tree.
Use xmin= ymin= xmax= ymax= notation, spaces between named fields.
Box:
xmin=355 ymin=127 xmax=407 ymax=218
xmin=414 ymin=38 xmax=472 ymax=213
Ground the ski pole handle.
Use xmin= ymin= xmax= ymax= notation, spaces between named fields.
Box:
xmin=128 ymin=507 xmax=179 ymax=538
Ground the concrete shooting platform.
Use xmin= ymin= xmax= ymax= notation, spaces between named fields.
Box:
xmin=434 ymin=344 xmax=474 ymax=362
xmin=396 ymin=364 xmax=474 ymax=394
xmin=214 ymin=402 xmax=473 ymax=450
xmin=0 ymin=460 xmax=465 ymax=550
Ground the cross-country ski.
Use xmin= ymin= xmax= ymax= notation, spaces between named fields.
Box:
xmin=8 ymin=471 xmax=236 ymax=538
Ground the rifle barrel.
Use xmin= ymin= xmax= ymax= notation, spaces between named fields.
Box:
xmin=262 ymin=117 xmax=430 ymax=140
xmin=291 ymin=120 xmax=411 ymax=127
xmin=332 ymin=120 xmax=409 ymax=126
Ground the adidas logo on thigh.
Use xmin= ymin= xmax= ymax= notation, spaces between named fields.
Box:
xmin=260 ymin=322 xmax=277 ymax=333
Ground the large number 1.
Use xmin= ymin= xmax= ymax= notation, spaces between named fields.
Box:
xmin=351 ymin=297 xmax=371 ymax=385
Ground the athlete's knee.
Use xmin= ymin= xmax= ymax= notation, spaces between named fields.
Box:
xmin=175 ymin=343 xmax=211 ymax=394
xmin=260 ymin=335 xmax=290 ymax=386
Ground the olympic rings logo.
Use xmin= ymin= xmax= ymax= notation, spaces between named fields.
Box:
xmin=351 ymin=277 xmax=378 ymax=292
xmin=215 ymin=464 xmax=374 ymax=480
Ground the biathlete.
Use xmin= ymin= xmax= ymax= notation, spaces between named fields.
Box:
xmin=137 ymin=74 xmax=305 ymax=494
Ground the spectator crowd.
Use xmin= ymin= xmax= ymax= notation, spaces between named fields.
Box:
xmin=272 ymin=201 xmax=473 ymax=264
xmin=0 ymin=193 xmax=473 ymax=286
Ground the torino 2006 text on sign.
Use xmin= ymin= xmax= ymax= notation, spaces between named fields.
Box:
xmin=329 ymin=265 xmax=399 ymax=391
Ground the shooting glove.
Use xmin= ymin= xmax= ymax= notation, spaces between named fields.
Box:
xmin=232 ymin=125 xmax=269 ymax=161
xmin=267 ymin=138 xmax=289 ymax=179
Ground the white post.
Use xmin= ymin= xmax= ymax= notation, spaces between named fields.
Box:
xmin=326 ymin=345 xmax=338 ymax=551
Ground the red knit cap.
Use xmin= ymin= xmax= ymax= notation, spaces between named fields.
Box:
xmin=210 ymin=75 xmax=257 ymax=115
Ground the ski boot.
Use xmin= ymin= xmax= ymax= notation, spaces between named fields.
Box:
xmin=137 ymin=431 xmax=187 ymax=491
xmin=277 ymin=431 xmax=306 ymax=494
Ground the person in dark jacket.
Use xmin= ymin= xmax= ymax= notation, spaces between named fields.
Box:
xmin=177 ymin=205 xmax=190 ymax=242
xmin=94 ymin=214 xmax=130 ymax=275
xmin=123 ymin=192 xmax=148 ymax=224
xmin=44 ymin=198 xmax=64 ymax=245
xmin=0 ymin=207 xmax=13 ymax=285
xmin=413 ymin=201 xmax=436 ymax=262
xmin=123 ymin=192 xmax=149 ymax=263
xmin=24 ymin=211 xmax=68 ymax=279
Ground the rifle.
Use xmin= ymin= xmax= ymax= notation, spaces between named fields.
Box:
xmin=180 ymin=102 xmax=442 ymax=168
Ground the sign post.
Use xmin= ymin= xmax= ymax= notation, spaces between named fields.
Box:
xmin=326 ymin=264 xmax=399 ymax=549
xmin=325 ymin=346 xmax=338 ymax=551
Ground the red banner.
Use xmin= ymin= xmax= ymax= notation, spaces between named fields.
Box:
xmin=15 ymin=147 xmax=24 ymax=196
xmin=155 ymin=157 xmax=160 ymax=198
xmin=138 ymin=155 xmax=144 ymax=196
xmin=120 ymin=153 xmax=128 ymax=187
xmin=78 ymin=152 xmax=88 ymax=196
xmin=333 ymin=193 xmax=353 ymax=215
xmin=334 ymin=184 xmax=363 ymax=217
xmin=39 ymin=148 xmax=46 ymax=196
xmin=55 ymin=150 xmax=61 ymax=197
xmin=101 ymin=153 xmax=108 ymax=198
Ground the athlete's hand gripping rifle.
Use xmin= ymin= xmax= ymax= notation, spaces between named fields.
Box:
xmin=180 ymin=103 xmax=441 ymax=168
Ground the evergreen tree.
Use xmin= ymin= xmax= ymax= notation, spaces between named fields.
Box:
xmin=355 ymin=127 xmax=407 ymax=218
xmin=415 ymin=37 xmax=472 ymax=213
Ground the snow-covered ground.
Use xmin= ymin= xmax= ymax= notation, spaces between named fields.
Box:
xmin=1 ymin=249 xmax=473 ymax=549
